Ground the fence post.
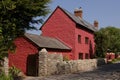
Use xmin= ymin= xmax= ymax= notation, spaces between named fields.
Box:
xmin=38 ymin=48 xmax=48 ymax=76
xmin=4 ymin=57 xmax=9 ymax=76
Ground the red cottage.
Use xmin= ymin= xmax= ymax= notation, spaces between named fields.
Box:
xmin=40 ymin=6 xmax=98 ymax=59
xmin=9 ymin=6 xmax=98 ymax=75
xmin=9 ymin=33 xmax=70 ymax=76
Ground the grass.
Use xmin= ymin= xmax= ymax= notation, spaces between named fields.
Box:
xmin=110 ymin=58 xmax=120 ymax=63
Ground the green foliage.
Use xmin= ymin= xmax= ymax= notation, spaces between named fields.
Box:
xmin=109 ymin=58 xmax=120 ymax=63
xmin=0 ymin=71 xmax=13 ymax=80
xmin=9 ymin=66 xmax=21 ymax=77
xmin=0 ymin=66 xmax=21 ymax=80
xmin=95 ymin=26 xmax=120 ymax=58
xmin=0 ymin=59 xmax=4 ymax=67
xmin=0 ymin=0 xmax=51 ymax=59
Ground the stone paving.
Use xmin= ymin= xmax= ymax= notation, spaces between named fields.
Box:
xmin=24 ymin=63 xmax=120 ymax=80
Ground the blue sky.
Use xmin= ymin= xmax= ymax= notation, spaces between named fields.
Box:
xmin=27 ymin=0 xmax=120 ymax=34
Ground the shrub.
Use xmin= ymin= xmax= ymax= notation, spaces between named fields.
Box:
xmin=0 ymin=66 xmax=22 ymax=80
xmin=0 ymin=71 xmax=13 ymax=80
xmin=110 ymin=58 xmax=120 ymax=63
xmin=9 ymin=66 xmax=21 ymax=77
xmin=0 ymin=59 xmax=4 ymax=67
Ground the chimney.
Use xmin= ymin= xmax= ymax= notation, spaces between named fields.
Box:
xmin=94 ymin=20 xmax=99 ymax=29
xmin=74 ymin=7 xmax=83 ymax=18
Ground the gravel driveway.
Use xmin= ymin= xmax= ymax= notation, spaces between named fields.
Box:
xmin=24 ymin=63 xmax=120 ymax=80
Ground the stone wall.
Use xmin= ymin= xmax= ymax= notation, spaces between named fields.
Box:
xmin=38 ymin=48 xmax=63 ymax=76
xmin=57 ymin=60 xmax=94 ymax=74
xmin=38 ymin=49 xmax=106 ymax=76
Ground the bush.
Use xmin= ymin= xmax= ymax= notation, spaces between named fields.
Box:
xmin=9 ymin=66 xmax=21 ymax=77
xmin=0 ymin=66 xmax=22 ymax=80
xmin=0 ymin=59 xmax=4 ymax=67
xmin=110 ymin=58 xmax=120 ymax=63
xmin=0 ymin=71 xmax=13 ymax=80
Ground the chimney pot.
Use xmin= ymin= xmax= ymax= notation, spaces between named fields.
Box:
xmin=94 ymin=20 xmax=99 ymax=29
xmin=74 ymin=7 xmax=83 ymax=18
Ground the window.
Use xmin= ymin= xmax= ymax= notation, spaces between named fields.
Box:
xmin=85 ymin=37 xmax=89 ymax=44
xmin=78 ymin=35 xmax=81 ymax=43
xmin=85 ymin=53 xmax=89 ymax=59
xmin=79 ymin=53 xmax=83 ymax=59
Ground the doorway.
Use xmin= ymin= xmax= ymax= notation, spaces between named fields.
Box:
xmin=27 ymin=54 xmax=38 ymax=76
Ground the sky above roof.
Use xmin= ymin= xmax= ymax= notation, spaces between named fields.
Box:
xmin=27 ymin=0 xmax=120 ymax=34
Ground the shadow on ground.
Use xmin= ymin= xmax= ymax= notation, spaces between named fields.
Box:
xmin=97 ymin=63 xmax=120 ymax=72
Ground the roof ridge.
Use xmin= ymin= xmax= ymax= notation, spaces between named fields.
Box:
xmin=58 ymin=6 xmax=97 ymax=32
xmin=25 ymin=33 xmax=55 ymax=39
xmin=24 ymin=33 xmax=71 ymax=50
xmin=40 ymin=6 xmax=97 ymax=31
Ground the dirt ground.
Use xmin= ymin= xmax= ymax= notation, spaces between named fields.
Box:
xmin=24 ymin=63 xmax=120 ymax=80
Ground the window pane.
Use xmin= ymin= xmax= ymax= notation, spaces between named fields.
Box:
xmin=85 ymin=37 xmax=89 ymax=44
xmin=85 ymin=53 xmax=89 ymax=59
xmin=78 ymin=35 xmax=81 ymax=43
xmin=79 ymin=53 xmax=83 ymax=59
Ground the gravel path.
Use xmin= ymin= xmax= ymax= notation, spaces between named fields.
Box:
xmin=24 ymin=63 xmax=120 ymax=80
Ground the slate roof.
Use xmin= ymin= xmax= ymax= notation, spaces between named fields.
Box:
xmin=40 ymin=6 xmax=97 ymax=32
xmin=60 ymin=7 xmax=97 ymax=32
xmin=25 ymin=33 xmax=71 ymax=50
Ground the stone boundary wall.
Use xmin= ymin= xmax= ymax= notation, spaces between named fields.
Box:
xmin=38 ymin=49 xmax=106 ymax=76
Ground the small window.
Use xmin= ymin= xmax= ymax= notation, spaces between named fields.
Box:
xmin=85 ymin=37 xmax=89 ymax=44
xmin=79 ymin=53 xmax=83 ymax=59
xmin=78 ymin=35 xmax=81 ymax=43
xmin=85 ymin=53 xmax=89 ymax=59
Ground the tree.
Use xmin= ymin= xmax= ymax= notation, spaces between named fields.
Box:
xmin=95 ymin=26 xmax=120 ymax=58
xmin=0 ymin=0 xmax=51 ymax=59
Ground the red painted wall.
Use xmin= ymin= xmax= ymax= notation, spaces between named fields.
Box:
xmin=106 ymin=53 xmax=115 ymax=60
xmin=9 ymin=37 xmax=38 ymax=74
xmin=8 ymin=37 xmax=71 ymax=75
xmin=9 ymin=7 xmax=96 ymax=75
xmin=41 ymin=7 xmax=95 ymax=60
xmin=75 ymin=26 xmax=95 ymax=59
xmin=41 ymin=7 xmax=76 ymax=59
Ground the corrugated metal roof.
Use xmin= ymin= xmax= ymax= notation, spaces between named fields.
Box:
xmin=25 ymin=33 xmax=71 ymax=50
